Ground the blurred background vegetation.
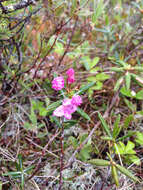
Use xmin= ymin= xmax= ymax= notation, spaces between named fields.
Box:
xmin=0 ymin=0 xmax=143 ymax=189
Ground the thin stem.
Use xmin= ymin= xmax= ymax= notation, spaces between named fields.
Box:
xmin=59 ymin=125 xmax=64 ymax=190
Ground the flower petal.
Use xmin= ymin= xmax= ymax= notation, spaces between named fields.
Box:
xmin=66 ymin=68 xmax=75 ymax=84
xmin=53 ymin=105 xmax=64 ymax=117
xmin=72 ymin=95 xmax=82 ymax=106
xmin=52 ymin=76 xmax=64 ymax=90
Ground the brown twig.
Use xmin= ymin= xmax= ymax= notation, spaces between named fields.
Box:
xmin=59 ymin=125 xmax=64 ymax=190
xmin=58 ymin=16 xmax=78 ymax=67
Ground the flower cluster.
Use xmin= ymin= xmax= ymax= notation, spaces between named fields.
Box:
xmin=52 ymin=76 xmax=64 ymax=91
xmin=52 ymin=68 xmax=75 ymax=91
xmin=53 ymin=95 xmax=82 ymax=120
xmin=66 ymin=68 xmax=75 ymax=84
xmin=51 ymin=68 xmax=82 ymax=120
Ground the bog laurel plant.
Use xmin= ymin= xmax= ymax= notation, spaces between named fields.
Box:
xmin=1 ymin=0 xmax=143 ymax=189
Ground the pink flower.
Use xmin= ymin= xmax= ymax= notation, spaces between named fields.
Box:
xmin=53 ymin=98 xmax=77 ymax=120
xmin=53 ymin=105 xmax=64 ymax=117
xmin=66 ymin=68 xmax=75 ymax=84
xmin=52 ymin=76 xmax=64 ymax=90
xmin=72 ymin=95 xmax=82 ymax=106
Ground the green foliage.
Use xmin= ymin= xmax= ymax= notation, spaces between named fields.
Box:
xmin=88 ymin=156 xmax=140 ymax=184
xmin=24 ymin=100 xmax=47 ymax=131
xmin=98 ymin=112 xmax=112 ymax=137
xmin=92 ymin=0 xmax=106 ymax=24
xmin=76 ymin=107 xmax=91 ymax=121
xmin=98 ymin=113 xmax=140 ymax=166
xmin=1 ymin=0 xmax=143 ymax=189
xmin=69 ymin=134 xmax=92 ymax=161
xmin=3 ymin=155 xmax=34 ymax=189
xmin=115 ymin=141 xmax=141 ymax=165
xmin=81 ymin=56 xmax=110 ymax=97
xmin=135 ymin=132 xmax=143 ymax=145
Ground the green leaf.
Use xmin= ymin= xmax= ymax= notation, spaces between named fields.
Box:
xmin=64 ymin=120 xmax=78 ymax=128
xmin=82 ymin=56 xmax=91 ymax=70
xmin=39 ymin=107 xmax=48 ymax=116
xmin=131 ymin=74 xmax=143 ymax=86
xmin=136 ymin=90 xmax=143 ymax=100
xmin=31 ymin=100 xmax=44 ymax=110
xmin=118 ymin=60 xmax=129 ymax=67
xmin=101 ymin=136 xmax=114 ymax=141
xmin=135 ymin=132 xmax=143 ymax=145
xmin=89 ymin=57 xmax=100 ymax=69
xmin=120 ymin=86 xmax=133 ymax=97
xmin=125 ymin=141 xmax=136 ymax=154
xmin=90 ymin=81 xmax=103 ymax=90
xmin=47 ymin=100 xmax=62 ymax=113
xmin=115 ymin=164 xmax=140 ymax=182
xmin=29 ymin=107 xmax=37 ymax=125
xmin=123 ymin=98 xmax=136 ymax=112
xmin=24 ymin=122 xmax=35 ymax=131
xmin=45 ymin=97 xmax=50 ymax=107
xmin=77 ymin=82 xmax=96 ymax=95
xmin=55 ymin=42 xmax=64 ymax=55
xmin=125 ymin=72 xmax=131 ymax=90
xmin=129 ymin=155 xmax=141 ymax=166
xmin=110 ymin=67 xmax=124 ymax=72
xmin=21 ymin=173 xmax=24 ymax=189
xmin=114 ymin=76 xmax=124 ymax=91
xmin=79 ymin=144 xmax=92 ymax=161
xmin=76 ymin=107 xmax=91 ymax=120
xmin=18 ymin=154 xmax=23 ymax=171
xmin=90 ymin=67 xmax=100 ymax=73
xmin=115 ymin=141 xmax=125 ymax=154
xmin=0 ymin=182 xmax=2 ymax=190
xmin=23 ymin=165 xmax=35 ymax=173
xmin=88 ymin=159 xmax=110 ymax=166
xmin=3 ymin=171 xmax=21 ymax=176
xmin=37 ymin=123 xmax=45 ymax=129
xmin=92 ymin=0 xmax=106 ymax=24
xmin=123 ymin=114 xmax=134 ymax=128
xmin=112 ymin=114 xmax=121 ymax=139
xmin=111 ymin=165 xmax=119 ymax=187
xmin=117 ymin=131 xmax=135 ymax=142
xmin=95 ymin=73 xmax=110 ymax=81
xmin=87 ymin=76 xmax=96 ymax=82
xmin=98 ymin=112 xmax=112 ymax=137
xmin=134 ymin=66 xmax=143 ymax=72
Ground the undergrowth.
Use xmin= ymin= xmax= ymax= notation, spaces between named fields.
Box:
xmin=0 ymin=0 xmax=143 ymax=189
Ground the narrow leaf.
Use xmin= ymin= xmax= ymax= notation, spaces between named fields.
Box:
xmin=115 ymin=164 xmax=140 ymax=182
xmin=77 ymin=107 xmax=91 ymax=120
xmin=98 ymin=112 xmax=112 ymax=137
xmin=47 ymin=100 xmax=62 ymax=112
xmin=125 ymin=72 xmax=131 ymax=90
xmin=111 ymin=165 xmax=119 ymax=186
xmin=117 ymin=131 xmax=135 ymax=142
xmin=77 ymin=82 xmax=96 ymax=95
xmin=114 ymin=76 xmax=124 ymax=91
xmin=113 ymin=114 xmax=121 ymax=139
xmin=88 ymin=159 xmax=110 ymax=166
